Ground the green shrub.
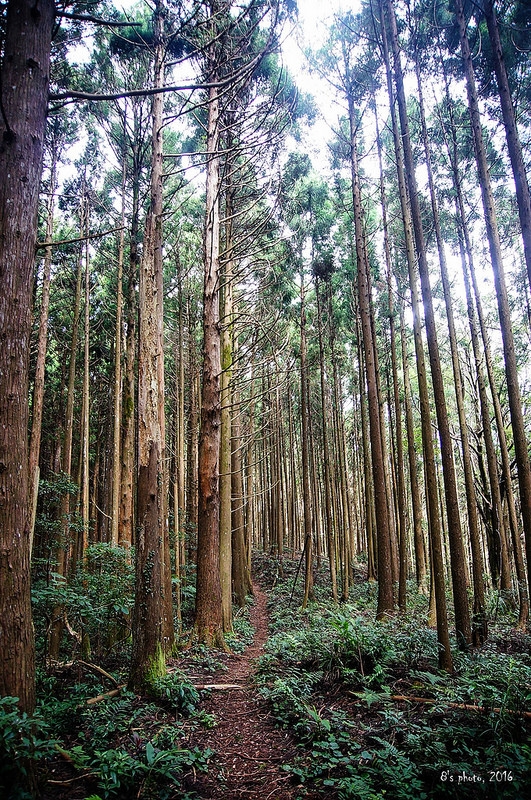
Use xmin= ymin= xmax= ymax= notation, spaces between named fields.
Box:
xmin=0 ymin=696 xmax=56 ymax=799
xmin=149 ymin=672 xmax=200 ymax=716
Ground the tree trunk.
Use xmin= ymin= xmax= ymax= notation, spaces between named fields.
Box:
xmin=29 ymin=156 xmax=57 ymax=556
xmin=415 ymin=60 xmax=486 ymax=644
xmin=316 ymin=279 xmax=338 ymax=602
xmin=111 ymin=154 xmax=126 ymax=546
xmin=0 ymin=0 xmax=54 ymax=712
xmin=232 ymin=337 xmax=251 ymax=605
xmin=454 ymin=0 xmax=531 ymax=611
xmin=80 ymin=202 xmax=90 ymax=562
xmin=384 ymin=0 xmax=471 ymax=648
xmin=130 ymin=0 xmax=173 ymax=691
xmin=220 ymin=183 xmax=234 ymax=633
xmin=194 ymin=55 xmax=226 ymax=647
xmin=348 ymin=94 xmax=394 ymax=618
xmin=300 ymin=271 xmax=314 ymax=609
xmin=482 ymin=0 xmax=531 ymax=296
xmin=378 ymin=0 xmax=452 ymax=669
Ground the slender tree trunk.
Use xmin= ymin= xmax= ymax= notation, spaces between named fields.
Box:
xmin=118 ymin=203 xmax=137 ymax=550
xmin=348 ymin=95 xmax=394 ymax=618
xmin=232 ymin=336 xmax=251 ymax=605
xmin=49 ymin=228 xmax=84 ymax=660
xmin=378 ymin=0 xmax=452 ymax=669
xmin=316 ymin=279 xmax=338 ymax=602
xmin=220 ymin=180 xmax=234 ymax=633
xmin=78 ymin=202 xmax=91 ymax=566
xmin=29 ymin=158 xmax=57 ymax=555
xmin=399 ymin=301 xmax=427 ymax=591
xmin=384 ymin=0 xmax=471 ymax=648
xmin=482 ymin=0 xmax=531 ymax=295
xmin=300 ymin=271 xmax=314 ymax=608
xmin=415 ymin=61 xmax=486 ymax=644
xmin=111 ymin=155 xmax=126 ymax=546
xmin=455 ymin=0 xmax=531 ymax=610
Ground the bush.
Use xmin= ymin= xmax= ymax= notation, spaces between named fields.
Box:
xmin=0 ymin=696 xmax=56 ymax=799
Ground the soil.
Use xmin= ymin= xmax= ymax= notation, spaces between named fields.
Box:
xmin=39 ymin=581 xmax=322 ymax=800
xmin=178 ymin=582 xmax=320 ymax=800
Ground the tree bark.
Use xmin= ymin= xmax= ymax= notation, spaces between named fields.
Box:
xmin=300 ymin=271 xmax=314 ymax=609
xmin=415 ymin=60 xmax=486 ymax=644
xmin=482 ymin=0 xmax=531 ymax=297
xmin=455 ymin=0 xmax=531 ymax=611
xmin=194 ymin=42 xmax=226 ymax=646
xmin=130 ymin=0 xmax=173 ymax=691
xmin=349 ymin=95 xmax=394 ymax=618
xmin=378 ymin=0 xmax=452 ymax=669
xmin=384 ymin=0 xmax=471 ymax=648
xmin=29 ymin=155 xmax=57 ymax=555
xmin=0 ymin=0 xmax=54 ymax=712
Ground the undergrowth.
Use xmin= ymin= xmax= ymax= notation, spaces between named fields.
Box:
xmin=254 ymin=553 xmax=531 ymax=799
xmin=2 ymin=546 xmax=256 ymax=799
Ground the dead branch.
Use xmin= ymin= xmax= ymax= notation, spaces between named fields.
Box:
xmin=76 ymin=659 xmax=120 ymax=687
xmin=85 ymin=685 xmax=126 ymax=705
xmin=389 ymin=694 xmax=531 ymax=719
xmin=36 ymin=226 xmax=125 ymax=249
xmin=193 ymin=683 xmax=244 ymax=690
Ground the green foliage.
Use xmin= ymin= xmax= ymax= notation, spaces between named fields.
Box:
xmin=256 ymin=559 xmax=531 ymax=799
xmin=0 ymin=697 xmax=56 ymax=799
xmin=65 ymin=737 xmax=211 ymax=799
xmin=224 ymin=604 xmax=255 ymax=653
xmin=32 ymin=543 xmax=134 ymax=661
xmin=149 ymin=672 xmax=200 ymax=716
xmin=36 ymin=682 xmax=212 ymax=799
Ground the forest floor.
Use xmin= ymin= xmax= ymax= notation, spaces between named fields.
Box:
xmin=174 ymin=582 xmax=319 ymax=800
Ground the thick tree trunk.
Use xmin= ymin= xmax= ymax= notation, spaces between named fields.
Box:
xmin=0 ymin=0 xmax=54 ymax=712
xmin=194 ymin=68 xmax=226 ymax=647
xmin=130 ymin=0 xmax=173 ymax=690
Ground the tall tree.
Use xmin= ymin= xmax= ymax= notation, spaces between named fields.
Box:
xmin=383 ymin=0 xmax=472 ymax=648
xmin=454 ymin=0 xmax=531 ymax=610
xmin=194 ymin=0 xmax=227 ymax=647
xmin=0 ymin=0 xmax=54 ymax=712
xmin=130 ymin=0 xmax=173 ymax=689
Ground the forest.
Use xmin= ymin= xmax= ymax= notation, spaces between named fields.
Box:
xmin=1 ymin=0 xmax=531 ymax=797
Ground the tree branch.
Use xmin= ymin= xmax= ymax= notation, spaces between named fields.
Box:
xmin=57 ymin=11 xmax=141 ymax=28
xmin=36 ymin=226 xmax=125 ymax=250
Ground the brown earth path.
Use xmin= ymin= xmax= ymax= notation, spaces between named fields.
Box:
xmin=181 ymin=583 xmax=319 ymax=800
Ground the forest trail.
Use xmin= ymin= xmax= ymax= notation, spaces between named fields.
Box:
xmin=182 ymin=583 xmax=316 ymax=800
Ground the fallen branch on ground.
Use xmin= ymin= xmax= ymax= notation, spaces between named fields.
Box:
xmin=389 ymin=694 xmax=531 ymax=719
xmin=76 ymin=659 xmax=120 ymax=687
xmin=86 ymin=685 xmax=126 ymax=705
xmin=194 ymin=683 xmax=244 ymax=690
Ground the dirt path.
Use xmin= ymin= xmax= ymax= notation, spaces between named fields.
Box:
xmin=182 ymin=583 xmax=316 ymax=800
